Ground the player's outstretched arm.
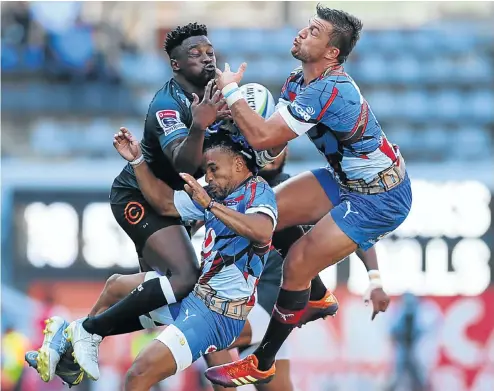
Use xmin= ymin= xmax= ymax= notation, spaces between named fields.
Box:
xmin=215 ymin=63 xmax=296 ymax=151
xmin=180 ymin=173 xmax=274 ymax=244
xmin=113 ymin=128 xmax=180 ymax=217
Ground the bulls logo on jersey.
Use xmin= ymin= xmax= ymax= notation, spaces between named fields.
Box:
xmin=202 ymin=227 xmax=216 ymax=259
xmin=205 ymin=345 xmax=218 ymax=354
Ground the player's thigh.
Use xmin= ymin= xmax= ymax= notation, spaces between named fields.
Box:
xmin=284 ymin=213 xmax=357 ymax=287
xmin=162 ymin=294 xmax=244 ymax=366
xmin=142 ymin=224 xmax=199 ymax=278
xmin=111 ymin=195 xmax=198 ymax=277
xmin=124 ymin=340 xmax=177 ymax=391
xmin=274 ymin=171 xmax=334 ymax=231
xmin=255 ymin=359 xmax=293 ymax=391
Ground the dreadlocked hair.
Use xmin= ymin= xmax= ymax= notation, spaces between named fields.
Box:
xmin=204 ymin=131 xmax=258 ymax=174
xmin=163 ymin=23 xmax=208 ymax=56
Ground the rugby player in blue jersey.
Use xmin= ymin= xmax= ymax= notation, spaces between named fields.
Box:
xmin=62 ymin=129 xmax=277 ymax=391
xmin=206 ymin=5 xmax=411 ymax=386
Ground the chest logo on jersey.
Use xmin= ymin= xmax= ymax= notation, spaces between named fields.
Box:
xmin=223 ymin=194 xmax=244 ymax=208
xmin=156 ymin=110 xmax=186 ymax=136
xmin=202 ymin=227 xmax=217 ymax=257
xmin=291 ymin=102 xmax=314 ymax=122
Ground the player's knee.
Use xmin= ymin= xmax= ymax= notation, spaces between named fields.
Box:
xmin=283 ymin=238 xmax=313 ymax=283
xmin=124 ymin=360 xmax=148 ymax=391
xmin=103 ymin=274 xmax=123 ymax=298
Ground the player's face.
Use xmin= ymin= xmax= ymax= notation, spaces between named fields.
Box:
xmin=291 ymin=17 xmax=335 ymax=62
xmin=203 ymin=148 xmax=241 ymax=200
xmin=176 ymin=36 xmax=216 ymax=87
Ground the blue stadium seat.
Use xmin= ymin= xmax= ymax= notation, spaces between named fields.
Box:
xmin=23 ymin=46 xmax=44 ymax=70
xmin=456 ymin=55 xmax=492 ymax=83
xmin=1 ymin=44 xmax=19 ymax=70
xmin=408 ymin=30 xmax=439 ymax=54
xmin=385 ymin=127 xmax=415 ymax=151
xmin=397 ymin=90 xmax=430 ymax=121
xmin=365 ymin=90 xmax=396 ymax=120
xmin=389 ymin=56 xmax=420 ymax=84
xmin=208 ymin=29 xmax=237 ymax=55
xmin=421 ymin=126 xmax=449 ymax=152
xmin=372 ymin=31 xmax=404 ymax=55
xmin=266 ymin=27 xmax=299 ymax=56
xmin=118 ymin=53 xmax=170 ymax=85
xmin=355 ymin=55 xmax=387 ymax=83
xmin=430 ymin=90 xmax=463 ymax=122
xmin=235 ymin=29 xmax=267 ymax=55
xmin=465 ymin=90 xmax=494 ymax=123
xmin=452 ymin=126 xmax=492 ymax=160
xmin=423 ymin=57 xmax=454 ymax=84
xmin=31 ymin=121 xmax=69 ymax=154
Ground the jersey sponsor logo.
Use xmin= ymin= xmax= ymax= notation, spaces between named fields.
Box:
xmin=202 ymin=227 xmax=216 ymax=257
xmin=124 ymin=201 xmax=145 ymax=225
xmin=156 ymin=110 xmax=186 ymax=136
xmin=291 ymin=101 xmax=313 ymax=122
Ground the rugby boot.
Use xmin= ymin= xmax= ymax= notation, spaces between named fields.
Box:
xmin=25 ymin=348 xmax=85 ymax=387
xmin=65 ymin=318 xmax=102 ymax=381
xmin=205 ymin=354 xmax=275 ymax=387
xmin=35 ymin=316 xmax=70 ymax=382
xmin=297 ymin=288 xmax=339 ymax=328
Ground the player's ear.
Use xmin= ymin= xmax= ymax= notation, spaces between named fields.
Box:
xmin=170 ymin=58 xmax=180 ymax=71
xmin=235 ymin=156 xmax=244 ymax=172
xmin=324 ymin=46 xmax=339 ymax=62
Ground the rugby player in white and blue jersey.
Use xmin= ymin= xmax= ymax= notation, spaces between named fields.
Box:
xmin=61 ymin=128 xmax=278 ymax=391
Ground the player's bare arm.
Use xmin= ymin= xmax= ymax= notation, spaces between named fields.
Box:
xmin=181 ymin=173 xmax=274 ymax=244
xmin=215 ymin=64 xmax=295 ymax=151
xmin=113 ymin=127 xmax=180 ymax=217
xmin=164 ymin=80 xmax=228 ymax=173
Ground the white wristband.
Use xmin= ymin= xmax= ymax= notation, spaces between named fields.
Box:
xmin=222 ymin=82 xmax=244 ymax=107
xmin=368 ymin=270 xmax=381 ymax=281
xmin=130 ymin=154 xmax=145 ymax=166
xmin=363 ymin=270 xmax=383 ymax=303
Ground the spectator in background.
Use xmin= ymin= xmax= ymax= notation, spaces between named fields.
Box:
xmin=387 ymin=292 xmax=428 ymax=391
xmin=1 ymin=326 xmax=31 ymax=391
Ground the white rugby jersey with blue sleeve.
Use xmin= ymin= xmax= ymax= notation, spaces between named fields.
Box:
xmin=173 ymin=176 xmax=277 ymax=301
xmin=276 ymin=66 xmax=403 ymax=185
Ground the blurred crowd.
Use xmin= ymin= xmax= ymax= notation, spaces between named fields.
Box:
xmin=1 ymin=1 xmax=134 ymax=83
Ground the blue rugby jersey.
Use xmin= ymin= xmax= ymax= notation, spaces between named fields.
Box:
xmin=173 ymin=176 xmax=277 ymax=301
xmin=277 ymin=66 xmax=403 ymax=185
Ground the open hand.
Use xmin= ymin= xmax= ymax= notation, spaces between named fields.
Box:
xmin=180 ymin=173 xmax=212 ymax=209
xmin=191 ymin=80 xmax=227 ymax=130
xmin=113 ymin=127 xmax=141 ymax=162
xmin=215 ymin=62 xmax=247 ymax=90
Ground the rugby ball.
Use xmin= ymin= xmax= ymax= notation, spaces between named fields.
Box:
xmin=239 ymin=83 xmax=275 ymax=119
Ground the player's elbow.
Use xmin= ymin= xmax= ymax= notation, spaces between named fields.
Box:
xmin=251 ymin=225 xmax=273 ymax=246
